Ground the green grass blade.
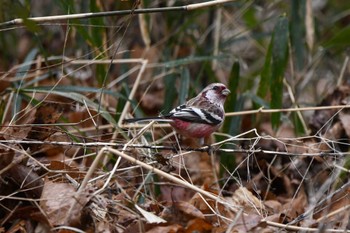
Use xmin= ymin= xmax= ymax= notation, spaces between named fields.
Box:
xmin=323 ymin=25 xmax=350 ymax=49
xmin=223 ymin=60 xmax=240 ymax=135
xmin=270 ymin=16 xmax=289 ymax=129
xmin=290 ymin=1 xmax=306 ymax=70
xmin=20 ymin=89 xmax=117 ymax=126
xmin=219 ymin=61 xmax=240 ymax=176
xmin=178 ymin=68 xmax=190 ymax=104
xmin=292 ymin=111 xmax=306 ymax=135
xmin=12 ymin=48 xmax=39 ymax=118
xmin=256 ymin=35 xmax=272 ymax=107
xmin=163 ymin=73 xmax=178 ymax=113
xmin=163 ymin=55 xmax=229 ymax=68
xmin=23 ymin=85 xmax=127 ymax=99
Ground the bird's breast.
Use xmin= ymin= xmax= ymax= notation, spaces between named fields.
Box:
xmin=169 ymin=119 xmax=220 ymax=138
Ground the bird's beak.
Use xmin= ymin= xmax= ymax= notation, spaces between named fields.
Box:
xmin=222 ymin=89 xmax=231 ymax=96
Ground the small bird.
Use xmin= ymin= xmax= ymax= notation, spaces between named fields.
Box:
xmin=124 ymin=83 xmax=230 ymax=139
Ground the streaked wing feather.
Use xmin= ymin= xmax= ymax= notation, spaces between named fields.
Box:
xmin=168 ymin=107 xmax=222 ymax=125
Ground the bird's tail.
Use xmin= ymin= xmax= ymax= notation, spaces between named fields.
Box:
xmin=123 ymin=116 xmax=172 ymax=123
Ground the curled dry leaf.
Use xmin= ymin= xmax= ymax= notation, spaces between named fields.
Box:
xmin=313 ymin=186 xmax=350 ymax=225
xmin=264 ymin=200 xmax=282 ymax=215
xmin=160 ymin=185 xmax=194 ymax=204
xmin=189 ymin=190 xmax=235 ymax=227
xmin=169 ymin=143 xmax=217 ymax=188
xmin=27 ymin=103 xmax=63 ymax=145
xmin=88 ymin=195 xmax=111 ymax=233
xmin=1 ymin=106 xmax=36 ymax=141
xmin=8 ymin=164 xmax=43 ymax=198
xmin=161 ymin=201 xmax=205 ymax=225
xmin=40 ymin=179 xmax=91 ymax=227
xmin=229 ymin=187 xmax=265 ymax=215
xmin=175 ymin=201 xmax=205 ymax=219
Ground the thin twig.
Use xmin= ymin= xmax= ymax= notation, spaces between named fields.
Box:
xmin=0 ymin=0 xmax=235 ymax=28
xmin=0 ymin=138 xmax=346 ymax=157
xmin=122 ymin=105 xmax=350 ymax=128
xmin=105 ymin=147 xmax=240 ymax=214
xmin=225 ymin=104 xmax=350 ymax=116
xmin=263 ymin=219 xmax=350 ymax=232
xmin=64 ymin=147 xmax=109 ymax=225
xmin=290 ymin=180 xmax=350 ymax=225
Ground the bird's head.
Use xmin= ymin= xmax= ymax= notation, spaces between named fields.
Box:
xmin=201 ymin=83 xmax=230 ymax=106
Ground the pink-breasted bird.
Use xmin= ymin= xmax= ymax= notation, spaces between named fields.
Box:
xmin=124 ymin=83 xmax=230 ymax=139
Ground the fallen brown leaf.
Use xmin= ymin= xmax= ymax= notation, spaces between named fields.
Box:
xmin=40 ymin=179 xmax=90 ymax=226
xmin=185 ymin=218 xmax=212 ymax=233
xmin=231 ymin=213 xmax=263 ymax=233
xmin=145 ymin=224 xmax=183 ymax=233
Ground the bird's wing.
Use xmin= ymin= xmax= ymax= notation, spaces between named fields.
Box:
xmin=167 ymin=105 xmax=222 ymax=125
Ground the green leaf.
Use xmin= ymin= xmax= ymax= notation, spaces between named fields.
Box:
xmin=270 ymin=16 xmax=289 ymax=129
xmin=0 ymin=100 xmax=6 ymax=124
xmin=13 ymin=48 xmax=39 ymax=118
xmin=243 ymin=5 xmax=258 ymax=29
xmin=292 ymin=111 xmax=306 ymax=135
xmin=22 ymin=18 xmax=41 ymax=33
xmin=256 ymin=36 xmax=273 ymax=106
xmin=249 ymin=93 xmax=269 ymax=108
xmin=219 ymin=61 xmax=241 ymax=176
xmin=163 ymin=73 xmax=178 ymax=113
xmin=223 ymin=61 xmax=240 ymax=135
xmin=290 ymin=0 xmax=306 ymax=70
xmin=15 ymin=48 xmax=39 ymax=81
xmin=178 ymin=68 xmax=190 ymax=104
xmin=89 ymin=0 xmax=104 ymax=49
xmin=24 ymin=73 xmax=51 ymax=86
xmin=114 ymin=82 xmax=143 ymax=120
xmin=323 ymin=25 xmax=350 ymax=49
xmin=96 ymin=64 xmax=107 ymax=86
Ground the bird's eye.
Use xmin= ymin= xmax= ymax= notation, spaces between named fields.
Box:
xmin=212 ymin=86 xmax=219 ymax=91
